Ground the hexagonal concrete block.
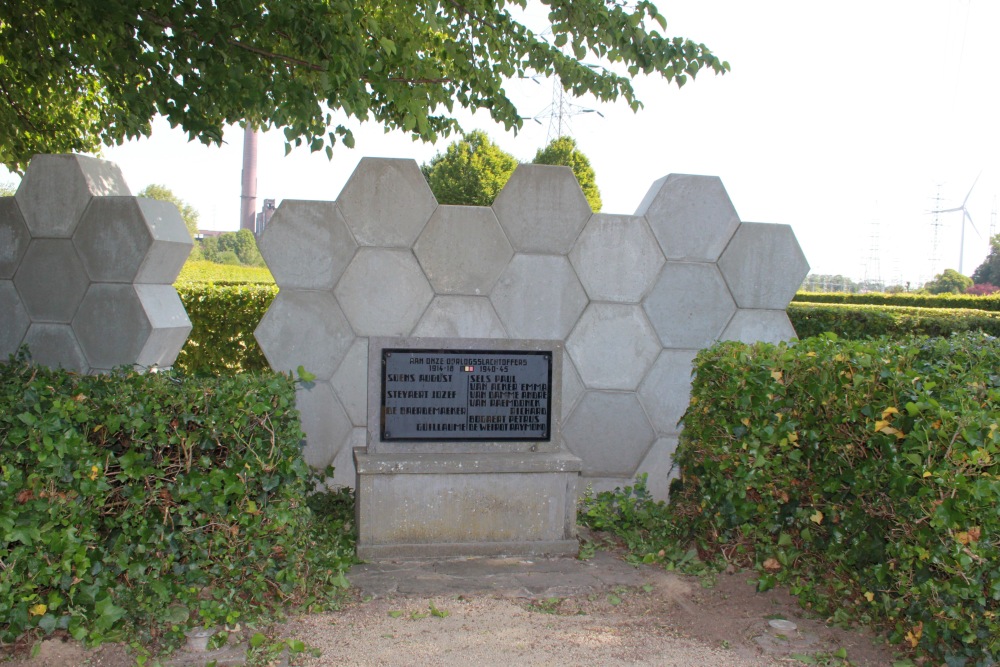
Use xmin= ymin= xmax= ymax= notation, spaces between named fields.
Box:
xmin=721 ymin=309 xmax=798 ymax=345
xmin=491 ymin=254 xmax=588 ymax=340
xmin=296 ymin=381 xmax=353 ymax=469
xmin=334 ymin=248 xmax=433 ymax=337
xmin=331 ymin=338 xmax=369 ymax=427
xmin=337 ymin=158 xmax=437 ymax=247
xmin=258 ymin=200 xmax=357 ymax=290
xmin=563 ymin=391 xmax=655 ymax=478
xmin=636 ymin=174 xmax=740 ymax=262
xmin=21 ymin=323 xmax=89 ymax=373
xmin=254 ymin=289 xmax=355 ymax=380
xmin=569 ymin=214 xmax=664 ymax=303
xmin=0 ymin=281 xmax=29 ymax=359
xmin=73 ymin=284 xmax=192 ymax=371
xmin=15 ymin=154 xmax=131 ymax=238
xmin=73 ymin=197 xmax=192 ymax=284
xmin=411 ymin=296 xmax=507 ymax=338
xmin=414 ymin=206 xmax=513 ymax=295
xmin=492 ymin=164 xmax=592 ymax=254
xmin=643 ymin=262 xmax=736 ymax=348
xmin=13 ymin=239 xmax=89 ymax=323
xmin=718 ymin=222 xmax=810 ymax=309
xmin=328 ymin=430 xmax=363 ymax=488
xmin=561 ymin=357 xmax=584 ymax=423
xmin=635 ymin=436 xmax=680 ymax=501
xmin=638 ymin=349 xmax=699 ymax=435
xmin=0 ymin=198 xmax=30 ymax=279
xmin=566 ymin=304 xmax=660 ymax=391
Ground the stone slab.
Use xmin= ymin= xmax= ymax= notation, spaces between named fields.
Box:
xmin=566 ymin=303 xmax=660 ymax=391
xmin=414 ymin=205 xmax=513 ymax=295
xmin=334 ymin=248 xmax=433 ymax=337
xmin=0 ymin=198 xmax=29 ymax=279
xmin=490 ymin=254 xmax=587 ymax=341
xmin=492 ymin=164 xmax=591 ymax=254
xmin=337 ymin=158 xmax=437 ymax=247
xmin=257 ymin=200 xmax=357 ymax=290
xmin=569 ymin=213 xmax=664 ymax=303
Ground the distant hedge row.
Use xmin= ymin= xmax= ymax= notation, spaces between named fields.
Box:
xmin=794 ymin=291 xmax=1000 ymax=312
xmin=788 ymin=302 xmax=1000 ymax=339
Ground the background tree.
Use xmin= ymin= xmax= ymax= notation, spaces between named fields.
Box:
xmin=922 ymin=268 xmax=973 ymax=295
xmin=532 ymin=136 xmax=602 ymax=211
xmin=201 ymin=229 xmax=264 ymax=267
xmin=0 ymin=1 xmax=727 ymax=173
xmin=137 ymin=184 xmax=200 ymax=239
xmin=421 ymin=131 xmax=518 ymax=206
xmin=971 ymin=233 xmax=1000 ymax=287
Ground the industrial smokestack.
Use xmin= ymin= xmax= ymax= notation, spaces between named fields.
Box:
xmin=240 ymin=127 xmax=259 ymax=232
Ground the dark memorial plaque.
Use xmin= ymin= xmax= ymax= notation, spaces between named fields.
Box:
xmin=381 ymin=348 xmax=552 ymax=441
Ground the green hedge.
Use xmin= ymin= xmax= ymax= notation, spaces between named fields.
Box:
xmin=175 ymin=283 xmax=277 ymax=376
xmin=794 ymin=291 xmax=1000 ymax=312
xmin=670 ymin=333 xmax=1000 ymax=665
xmin=0 ymin=357 xmax=350 ymax=647
xmin=788 ymin=302 xmax=1000 ymax=339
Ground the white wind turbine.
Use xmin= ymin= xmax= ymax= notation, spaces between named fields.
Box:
xmin=930 ymin=172 xmax=982 ymax=274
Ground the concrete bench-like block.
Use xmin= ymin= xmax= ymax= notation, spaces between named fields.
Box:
xmin=0 ymin=198 xmax=30 ymax=279
xmin=643 ymin=261 xmax=736 ymax=348
xmin=493 ymin=164 xmax=591 ymax=254
xmin=718 ymin=222 xmax=811 ymax=309
xmin=73 ymin=197 xmax=192 ymax=284
xmin=414 ymin=205 xmax=513 ymax=295
xmin=563 ymin=391 xmax=655 ymax=478
xmin=412 ymin=296 xmax=507 ymax=339
xmin=637 ymin=174 xmax=740 ymax=262
xmin=257 ymin=200 xmax=357 ymax=290
xmin=337 ymin=158 xmax=437 ymax=247
xmin=13 ymin=239 xmax=90 ymax=323
xmin=15 ymin=154 xmax=130 ymax=238
xmin=491 ymin=254 xmax=587 ymax=340
xmin=254 ymin=289 xmax=355 ymax=380
xmin=0 ymin=281 xmax=30 ymax=359
xmin=566 ymin=303 xmax=660 ymax=391
xmin=569 ymin=214 xmax=664 ymax=303
xmin=335 ymin=248 xmax=434 ymax=336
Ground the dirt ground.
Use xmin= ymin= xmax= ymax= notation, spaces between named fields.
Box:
xmin=2 ymin=547 xmax=906 ymax=667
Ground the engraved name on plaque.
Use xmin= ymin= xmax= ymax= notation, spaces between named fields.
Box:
xmin=380 ymin=348 xmax=552 ymax=441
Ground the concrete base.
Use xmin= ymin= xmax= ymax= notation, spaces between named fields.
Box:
xmin=354 ymin=448 xmax=581 ymax=561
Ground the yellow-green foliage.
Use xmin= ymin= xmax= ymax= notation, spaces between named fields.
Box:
xmin=794 ymin=291 xmax=1000 ymax=312
xmin=788 ymin=302 xmax=1000 ymax=339
xmin=175 ymin=259 xmax=274 ymax=285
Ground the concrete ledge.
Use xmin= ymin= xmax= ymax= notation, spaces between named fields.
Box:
xmin=357 ymin=539 xmax=580 ymax=561
xmin=354 ymin=450 xmax=582 ymax=475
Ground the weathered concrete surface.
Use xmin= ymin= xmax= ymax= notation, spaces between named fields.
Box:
xmin=566 ymin=303 xmax=660 ymax=391
xmin=492 ymin=164 xmax=591 ymax=254
xmin=334 ymin=248 xmax=433 ymax=336
xmin=14 ymin=239 xmax=89 ymax=323
xmin=718 ymin=222 xmax=810 ymax=309
xmin=643 ymin=262 xmax=736 ymax=348
xmin=254 ymin=289 xmax=354 ymax=379
xmin=337 ymin=157 xmax=437 ymax=247
xmin=296 ymin=381 xmax=353 ymax=470
xmin=0 ymin=281 xmax=29 ymax=359
xmin=415 ymin=206 xmax=513 ymax=296
xmin=491 ymin=254 xmax=587 ymax=340
xmin=637 ymin=174 xmax=740 ymax=262
xmin=412 ymin=296 xmax=507 ymax=339
xmin=638 ymin=349 xmax=699 ymax=436
xmin=257 ymin=200 xmax=357 ymax=290
xmin=21 ymin=323 xmax=89 ymax=373
xmin=0 ymin=198 xmax=29 ymax=279
xmin=563 ymin=391 xmax=655 ymax=478
xmin=722 ymin=309 xmax=798 ymax=345
xmin=330 ymin=338 xmax=369 ymax=427
xmin=569 ymin=214 xmax=664 ymax=303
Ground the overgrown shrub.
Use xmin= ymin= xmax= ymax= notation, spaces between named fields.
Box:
xmin=788 ymin=302 xmax=1000 ymax=339
xmin=0 ymin=356 xmax=353 ymax=648
xmin=174 ymin=283 xmax=277 ymax=375
xmin=794 ymin=291 xmax=1000 ymax=312
xmin=670 ymin=332 xmax=999 ymax=665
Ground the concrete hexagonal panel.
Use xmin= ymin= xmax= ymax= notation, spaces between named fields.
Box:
xmin=296 ymin=381 xmax=353 ymax=470
xmin=718 ymin=222 xmax=810 ymax=309
xmin=22 ymin=323 xmax=89 ymax=373
xmin=73 ymin=284 xmax=191 ymax=371
xmin=492 ymin=164 xmax=592 ymax=254
xmin=569 ymin=214 xmax=664 ymax=303
xmin=637 ymin=174 xmax=740 ymax=262
xmin=563 ymin=391 xmax=655 ymax=478
xmin=638 ymin=349 xmax=699 ymax=435
xmin=414 ymin=205 xmax=513 ymax=295
xmin=566 ymin=304 xmax=660 ymax=391
xmin=411 ymin=296 xmax=507 ymax=339
xmin=491 ymin=254 xmax=588 ymax=340
xmin=0 ymin=198 xmax=30 ymax=279
xmin=15 ymin=154 xmax=131 ymax=238
xmin=643 ymin=262 xmax=736 ymax=348
xmin=73 ymin=197 xmax=192 ymax=284
xmin=0 ymin=281 xmax=29 ymax=359
xmin=13 ymin=239 xmax=89 ymax=323
xmin=254 ymin=289 xmax=355 ymax=380
xmin=334 ymin=248 xmax=433 ymax=336
xmin=258 ymin=200 xmax=357 ymax=290
xmin=561 ymin=357 xmax=584 ymax=423
xmin=331 ymin=338 xmax=368 ymax=427
xmin=337 ymin=158 xmax=437 ymax=247
xmin=721 ymin=309 xmax=798 ymax=345
xmin=635 ymin=436 xmax=680 ymax=501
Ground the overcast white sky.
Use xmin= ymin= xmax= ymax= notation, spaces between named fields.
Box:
xmin=5 ymin=1 xmax=998 ymax=286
